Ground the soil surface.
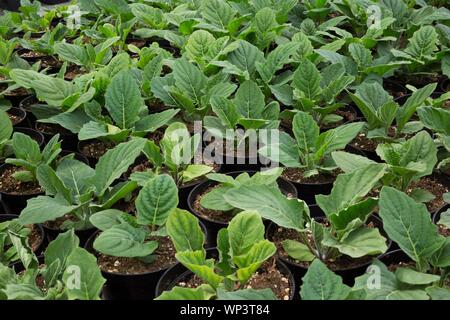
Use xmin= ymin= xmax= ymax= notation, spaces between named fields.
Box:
xmin=193 ymin=185 xmax=235 ymax=223
xmin=7 ymin=112 xmax=23 ymax=125
xmin=64 ymin=65 xmax=85 ymax=81
xmin=80 ymin=140 xmax=116 ymax=159
xmin=97 ymin=236 xmax=177 ymax=274
xmin=0 ymin=166 xmax=42 ymax=195
xmin=282 ymin=167 xmax=337 ymax=184
xmin=28 ymin=224 xmax=43 ymax=252
xmin=177 ymin=259 xmax=291 ymax=300
xmin=408 ymin=176 xmax=449 ymax=213
xmin=36 ymin=122 xmax=71 ymax=136
xmin=438 ymin=224 xmax=450 ymax=237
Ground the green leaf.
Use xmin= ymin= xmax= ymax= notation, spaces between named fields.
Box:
xmin=36 ymin=165 xmax=72 ymax=203
xmin=134 ymin=109 xmax=179 ymax=133
xmin=156 ymin=284 xmax=215 ymax=300
xmin=300 ymin=259 xmax=350 ymax=300
xmin=105 ymin=71 xmax=144 ymax=129
xmin=182 ymin=164 xmax=213 ymax=184
xmin=404 ymin=26 xmax=438 ymax=60
xmin=409 ymin=189 xmax=436 ymax=203
xmin=426 ymin=286 xmax=450 ymax=300
xmin=315 ymin=164 xmax=386 ymax=217
xmin=379 ymin=187 xmax=444 ymax=267
xmin=200 ymin=185 xmax=234 ymax=211
xmin=200 ymin=0 xmax=236 ymax=33
xmin=44 ymin=229 xmax=79 ymax=272
xmin=332 ymin=151 xmax=377 ymax=173
xmin=0 ymin=110 xmax=12 ymax=142
xmin=234 ymin=240 xmax=276 ymax=284
xmin=166 ymin=209 xmax=205 ymax=252
xmin=227 ymin=211 xmax=265 ymax=257
xmin=90 ymin=139 xmax=146 ymax=196
xmin=395 ymin=268 xmax=440 ymax=285
xmin=349 ymin=43 xmax=372 ymax=68
xmin=234 ymin=80 xmax=265 ymax=119
xmin=322 ymin=227 xmax=388 ymax=258
xmin=256 ymin=42 xmax=298 ymax=83
xmin=136 ymin=174 xmax=179 ymax=226
xmin=315 ymin=122 xmax=364 ymax=160
xmin=20 ymin=196 xmax=78 ymax=225
xmin=94 ymin=223 xmax=158 ymax=258
xmin=292 ymin=111 xmax=319 ymax=154
xmin=89 ymin=209 xmax=124 ymax=231
xmin=176 ymin=250 xmax=223 ymax=288
xmin=418 ymin=106 xmax=450 ymax=135
xmin=11 ymin=132 xmax=41 ymax=163
xmin=224 ymin=185 xmax=306 ymax=231
xmin=293 ymin=59 xmax=321 ymax=99
xmin=396 ymin=83 xmax=436 ymax=133
xmin=227 ymin=40 xmax=264 ymax=77
xmin=172 ymin=57 xmax=207 ymax=105
xmin=282 ymin=240 xmax=315 ymax=262
xmin=63 ymin=247 xmax=105 ymax=300
xmin=217 ymin=288 xmax=277 ymax=300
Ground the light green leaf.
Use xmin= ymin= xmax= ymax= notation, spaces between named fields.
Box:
xmin=166 ymin=209 xmax=205 ymax=252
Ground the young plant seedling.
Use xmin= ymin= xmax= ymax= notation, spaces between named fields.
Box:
xmin=352 ymin=187 xmax=450 ymax=300
xmin=90 ymin=174 xmax=179 ymax=263
xmin=349 ymin=81 xmax=437 ymax=141
xmin=333 ymin=130 xmax=438 ymax=197
xmin=0 ymin=229 xmax=105 ymax=300
xmin=0 ymin=217 xmax=36 ymax=266
xmin=223 ymin=164 xmax=389 ymax=265
xmin=129 ymin=122 xmax=213 ymax=187
xmin=259 ymin=111 xmax=363 ymax=178
xmin=156 ymin=210 xmax=279 ymax=300
xmin=200 ymin=168 xmax=284 ymax=213
xmin=5 ymin=132 xmax=62 ymax=183
xmin=19 ymin=138 xmax=146 ymax=230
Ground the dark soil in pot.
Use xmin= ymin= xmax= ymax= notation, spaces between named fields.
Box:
xmin=155 ymin=248 xmax=296 ymax=300
xmin=0 ymin=214 xmax=46 ymax=257
xmin=78 ymin=140 xmax=116 ymax=166
xmin=18 ymin=49 xmax=63 ymax=71
xmin=383 ymin=78 xmax=408 ymax=100
xmin=7 ymin=107 xmax=26 ymax=126
xmin=433 ymin=204 xmax=450 ymax=237
xmin=0 ymin=163 xmax=44 ymax=213
xmin=441 ymin=78 xmax=449 ymax=93
xmin=43 ymin=215 xmax=95 ymax=247
xmin=188 ymin=171 xmax=297 ymax=247
xmin=86 ymin=222 xmax=208 ymax=300
xmin=35 ymin=122 xmax=79 ymax=152
xmin=266 ymin=215 xmax=391 ymax=287
xmin=63 ymin=65 xmax=85 ymax=81
xmin=281 ymin=167 xmax=338 ymax=205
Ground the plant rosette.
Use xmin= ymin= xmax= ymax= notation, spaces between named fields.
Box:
xmin=155 ymin=210 xmax=295 ymax=301
xmin=223 ymin=164 xmax=391 ymax=286
xmin=187 ymin=168 xmax=297 ymax=246
xmin=259 ymin=111 xmax=364 ymax=204
xmin=86 ymin=174 xmax=208 ymax=300
xmin=0 ymin=214 xmax=45 ymax=266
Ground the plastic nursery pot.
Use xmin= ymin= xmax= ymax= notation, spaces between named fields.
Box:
xmin=433 ymin=204 xmax=450 ymax=225
xmin=59 ymin=150 xmax=90 ymax=165
xmin=7 ymin=107 xmax=27 ymax=127
xmin=378 ymin=249 xmax=412 ymax=268
xmin=0 ymin=214 xmax=46 ymax=258
xmin=44 ymin=223 xmax=96 ymax=248
xmin=0 ymin=198 xmax=8 ymax=215
xmin=0 ymin=163 xmax=44 ymax=213
xmin=188 ymin=171 xmax=297 ymax=247
xmin=86 ymin=222 xmax=209 ymax=300
xmin=13 ymin=127 xmax=45 ymax=148
xmin=18 ymin=95 xmax=39 ymax=127
xmin=34 ymin=122 xmax=79 ymax=152
xmin=155 ymin=248 xmax=296 ymax=300
xmin=266 ymin=215 xmax=392 ymax=288
xmin=0 ymin=0 xmax=20 ymax=11
xmin=441 ymin=79 xmax=449 ymax=93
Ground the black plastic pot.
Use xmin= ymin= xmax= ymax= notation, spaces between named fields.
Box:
xmin=59 ymin=150 xmax=90 ymax=165
xmin=44 ymin=225 xmax=95 ymax=247
xmin=155 ymin=248 xmax=296 ymax=300
xmin=14 ymin=127 xmax=45 ymax=147
xmin=0 ymin=214 xmax=46 ymax=257
xmin=35 ymin=122 xmax=79 ymax=152
xmin=0 ymin=197 xmax=8 ymax=215
xmin=188 ymin=171 xmax=298 ymax=247
xmin=266 ymin=215 xmax=392 ymax=287
xmin=18 ymin=95 xmax=39 ymax=127
xmin=86 ymin=222 xmax=209 ymax=300
xmin=0 ymin=163 xmax=44 ymax=213
xmin=378 ymin=249 xmax=411 ymax=268
xmin=433 ymin=204 xmax=450 ymax=225
xmin=441 ymin=79 xmax=449 ymax=93
xmin=7 ymin=107 xmax=27 ymax=127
